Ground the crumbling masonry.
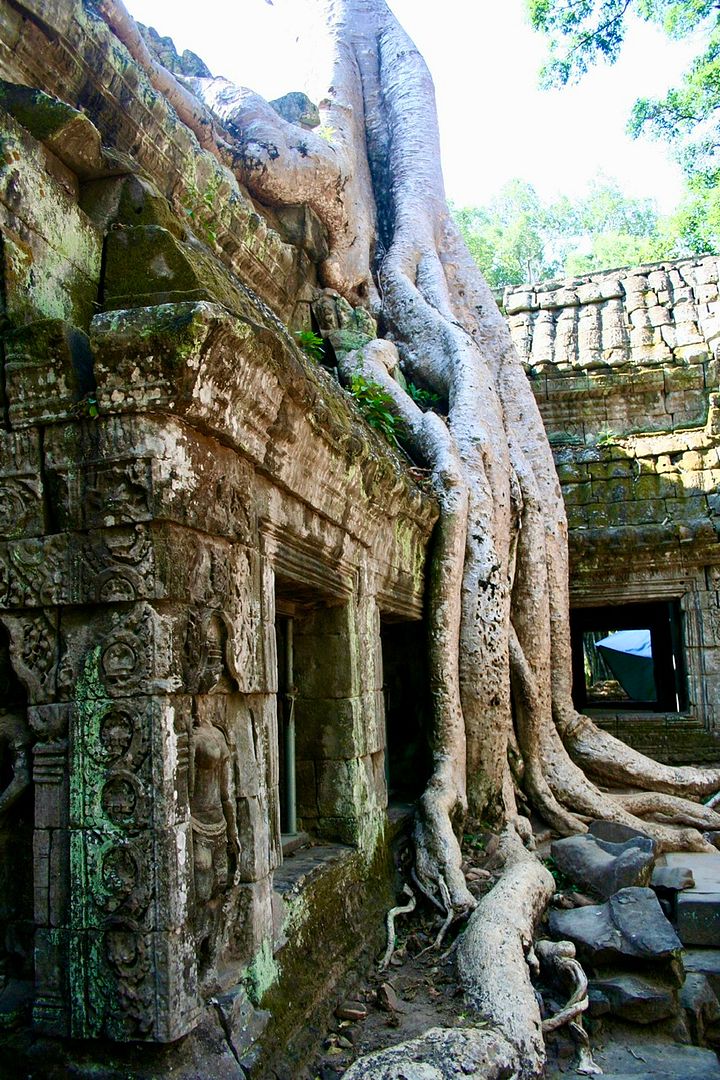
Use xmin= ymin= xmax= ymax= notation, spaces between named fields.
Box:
xmin=0 ymin=1 xmax=718 ymax=1074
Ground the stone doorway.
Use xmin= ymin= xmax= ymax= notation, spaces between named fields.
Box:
xmin=570 ymin=600 xmax=687 ymax=713
xmin=380 ymin=619 xmax=432 ymax=804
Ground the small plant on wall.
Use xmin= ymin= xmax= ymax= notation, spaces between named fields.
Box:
xmin=295 ymin=329 xmax=326 ymax=363
xmin=407 ymin=380 xmax=443 ymax=412
xmin=348 ymin=373 xmax=405 ymax=445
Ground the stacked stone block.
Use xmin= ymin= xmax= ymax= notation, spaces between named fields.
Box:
xmin=507 ymin=260 xmax=720 ymax=445
xmin=0 ymin=43 xmax=436 ymax=1053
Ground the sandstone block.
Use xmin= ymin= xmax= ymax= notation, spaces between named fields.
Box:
xmin=4 ymin=320 xmax=95 ymax=429
xmin=548 ymin=887 xmax=683 ymax=970
xmin=588 ymin=972 xmax=678 ymax=1023
xmin=676 ymin=891 xmax=720 ymax=946
xmin=551 ymin=834 xmax=656 ymax=899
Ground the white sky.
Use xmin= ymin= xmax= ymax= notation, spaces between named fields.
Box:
xmin=125 ymin=0 xmax=698 ymax=213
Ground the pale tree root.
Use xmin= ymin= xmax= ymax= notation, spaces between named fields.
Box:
xmin=337 ymin=343 xmax=476 ymax=914
xmin=611 ymin=791 xmax=720 ymax=830
xmin=456 ymin=827 xmax=556 ymax=1079
xmin=562 ymin=713 xmax=720 ymax=799
xmin=536 ymin=940 xmax=601 ymax=1077
xmin=527 ymin=717 xmax=718 ymax=853
xmin=341 ymin=1026 xmax=518 ymax=1080
xmin=379 ymin=884 xmax=416 ymax=971
xmin=344 ymin=828 xmax=554 ymax=1080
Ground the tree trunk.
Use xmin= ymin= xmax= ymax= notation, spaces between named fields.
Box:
xmin=97 ymin=1 xmax=720 ymax=1071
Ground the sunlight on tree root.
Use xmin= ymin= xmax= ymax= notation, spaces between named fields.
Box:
xmin=96 ymin=1 xmax=720 ymax=1072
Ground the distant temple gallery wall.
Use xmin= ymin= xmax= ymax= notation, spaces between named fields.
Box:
xmin=506 ymin=264 xmax=720 ymax=760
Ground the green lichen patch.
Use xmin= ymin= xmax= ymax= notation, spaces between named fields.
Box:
xmin=0 ymin=81 xmax=79 ymax=142
xmin=244 ymin=938 xmax=280 ymax=1007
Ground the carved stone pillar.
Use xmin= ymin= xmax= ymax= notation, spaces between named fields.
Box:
xmin=29 ymin=704 xmax=70 ymax=1035
xmin=61 ymin=608 xmax=199 ymax=1041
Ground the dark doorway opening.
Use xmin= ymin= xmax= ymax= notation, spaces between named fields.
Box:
xmin=380 ymin=620 xmax=432 ymax=802
xmin=570 ymin=600 xmax=687 ymax=713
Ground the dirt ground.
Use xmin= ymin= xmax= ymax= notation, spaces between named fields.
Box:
xmin=298 ymin=825 xmax=720 ymax=1080
xmin=301 ymin=830 xmax=509 ymax=1079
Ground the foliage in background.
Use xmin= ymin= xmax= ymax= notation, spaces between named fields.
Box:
xmin=452 ymin=175 xmax=686 ymax=287
xmin=348 ymin=373 xmax=405 ymax=444
xmin=527 ymin=0 xmax=720 ymax=255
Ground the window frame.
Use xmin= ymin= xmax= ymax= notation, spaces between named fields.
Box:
xmin=570 ymin=599 xmax=687 ymax=713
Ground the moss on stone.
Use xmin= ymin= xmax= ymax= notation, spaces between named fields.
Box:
xmin=0 ymin=81 xmax=78 ymax=141
xmin=328 ymin=328 xmax=375 ymax=356
xmin=244 ymin=938 xmax=280 ymax=1007
xmin=255 ymin=829 xmax=395 ymax=1076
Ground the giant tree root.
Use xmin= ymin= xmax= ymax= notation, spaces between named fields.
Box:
xmin=456 ymin=828 xmax=555 ymax=1078
xmin=94 ymin=5 xmax=720 ymax=1071
xmin=99 ymin=0 xmax=720 ymax=900
xmin=345 ymin=828 xmax=554 ymax=1079
xmin=342 ymin=1026 xmax=518 ymax=1080
xmin=563 ymin=713 xmax=720 ymax=799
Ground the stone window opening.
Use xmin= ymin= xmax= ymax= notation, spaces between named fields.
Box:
xmin=274 ymin=583 xmax=354 ymax=850
xmin=570 ymin=600 xmax=687 ymax=713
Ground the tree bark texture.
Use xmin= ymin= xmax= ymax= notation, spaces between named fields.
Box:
xmin=99 ymin=0 xmax=720 ymax=915
xmin=96 ymin=2 xmax=720 ymax=1072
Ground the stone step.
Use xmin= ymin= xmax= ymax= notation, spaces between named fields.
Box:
xmin=663 ymin=852 xmax=720 ymax=946
xmin=595 ymin=716 xmax=720 ymax=767
xmin=559 ymin=1040 xmax=720 ymax=1079
xmin=684 ymin=948 xmax=720 ymax=997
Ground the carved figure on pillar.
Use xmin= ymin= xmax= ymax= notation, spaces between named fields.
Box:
xmin=0 ymin=712 xmax=31 ymax=823
xmin=189 ymin=713 xmax=239 ymax=971
xmin=0 ymin=640 xmax=32 ymax=996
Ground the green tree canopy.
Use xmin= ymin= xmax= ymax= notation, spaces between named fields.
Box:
xmin=452 ymin=176 xmax=683 ymax=288
xmin=527 ymin=0 xmax=720 ymax=254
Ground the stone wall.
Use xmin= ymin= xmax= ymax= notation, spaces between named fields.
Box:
xmin=0 ymin=3 xmax=436 ymax=1068
xmin=506 ymin=261 xmax=720 ymax=746
xmin=2 ymin=0 xmax=720 ymax=1068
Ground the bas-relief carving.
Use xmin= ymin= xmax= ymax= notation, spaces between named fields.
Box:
xmin=0 ymin=478 xmax=44 ymax=540
xmin=58 ymin=602 xmax=177 ymax=704
xmin=0 ymin=636 xmax=32 ymax=996
xmin=83 ymin=460 xmax=154 ymax=530
xmin=185 ymin=613 xmax=241 ymax=977
xmin=3 ymin=536 xmax=70 ymax=609
xmin=44 ymin=418 xmax=257 ymax=543
xmin=707 ymin=605 xmax=720 ymax=648
xmin=82 ymin=525 xmax=154 ymax=605
xmin=0 ymin=611 xmax=58 ymax=704
xmin=190 ymin=712 xmax=239 ymax=974
xmin=184 ymin=609 xmax=235 ymax=695
xmin=225 ymin=546 xmax=262 ymax=693
xmin=62 ymin=608 xmax=193 ymax=1039
xmin=70 ymin=702 xmax=194 ymax=947
xmin=0 ymin=431 xmax=45 ymax=541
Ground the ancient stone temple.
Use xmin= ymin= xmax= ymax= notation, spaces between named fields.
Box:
xmin=0 ymin=3 xmax=437 ymax=1073
xmin=508 ymin=266 xmax=720 ymax=764
xmin=0 ymin=2 xmax=719 ymax=1077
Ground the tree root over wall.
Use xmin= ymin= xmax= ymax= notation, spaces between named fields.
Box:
xmin=98 ymin=2 xmax=720 ymax=1074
